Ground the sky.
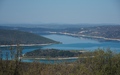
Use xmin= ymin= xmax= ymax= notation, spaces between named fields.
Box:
xmin=0 ymin=0 xmax=120 ymax=25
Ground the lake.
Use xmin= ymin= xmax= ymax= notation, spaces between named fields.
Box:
xmin=0 ymin=34 xmax=120 ymax=63
xmin=42 ymin=34 xmax=120 ymax=53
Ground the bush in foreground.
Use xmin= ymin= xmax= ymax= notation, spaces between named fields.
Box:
xmin=0 ymin=49 xmax=120 ymax=75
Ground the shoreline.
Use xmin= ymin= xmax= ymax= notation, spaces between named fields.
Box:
xmin=51 ymin=32 xmax=120 ymax=42
xmin=0 ymin=43 xmax=54 ymax=47
xmin=21 ymin=57 xmax=79 ymax=60
xmin=21 ymin=56 xmax=94 ymax=60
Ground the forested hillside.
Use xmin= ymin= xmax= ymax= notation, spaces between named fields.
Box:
xmin=0 ymin=29 xmax=59 ymax=45
xmin=62 ymin=25 xmax=120 ymax=39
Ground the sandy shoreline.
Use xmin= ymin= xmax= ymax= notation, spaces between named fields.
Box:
xmin=0 ymin=43 xmax=54 ymax=47
xmin=21 ymin=56 xmax=94 ymax=60
xmin=21 ymin=57 xmax=79 ymax=60
xmin=56 ymin=32 xmax=120 ymax=42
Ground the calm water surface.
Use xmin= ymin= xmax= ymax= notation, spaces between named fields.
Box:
xmin=42 ymin=34 xmax=120 ymax=53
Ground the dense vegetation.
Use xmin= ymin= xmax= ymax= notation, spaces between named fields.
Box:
xmin=0 ymin=29 xmax=59 ymax=45
xmin=0 ymin=48 xmax=120 ymax=75
xmin=24 ymin=49 xmax=82 ymax=58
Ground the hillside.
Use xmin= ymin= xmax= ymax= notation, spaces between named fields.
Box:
xmin=56 ymin=25 xmax=120 ymax=41
xmin=0 ymin=29 xmax=59 ymax=45
xmin=77 ymin=25 xmax=120 ymax=39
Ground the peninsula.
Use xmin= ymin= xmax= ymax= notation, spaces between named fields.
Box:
xmin=0 ymin=29 xmax=59 ymax=45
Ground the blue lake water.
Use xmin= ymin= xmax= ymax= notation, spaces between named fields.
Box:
xmin=0 ymin=34 xmax=120 ymax=63
xmin=42 ymin=34 xmax=120 ymax=53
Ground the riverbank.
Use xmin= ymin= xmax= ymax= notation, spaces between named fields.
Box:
xmin=0 ymin=43 xmax=54 ymax=47
xmin=21 ymin=57 xmax=79 ymax=60
xmin=49 ymin=32 xmax=120 ymax=42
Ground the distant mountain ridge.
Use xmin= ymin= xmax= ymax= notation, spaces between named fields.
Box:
xmin=0 ymin=29 xmax=59 ymax=45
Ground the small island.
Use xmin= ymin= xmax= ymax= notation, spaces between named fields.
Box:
xmin=23 ymin=49 xmax=82 ymax=60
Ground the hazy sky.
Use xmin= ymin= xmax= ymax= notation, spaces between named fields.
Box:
xmin=0 ymin=0 xmax=120 ymax=24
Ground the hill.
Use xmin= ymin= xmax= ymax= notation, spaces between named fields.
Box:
xmin=77 ymin=25 xmax=120 ymax=39
xmin=0 ymin=29 xmax=59 ymax=45
xmin=56 ymin=25 xmax=120 ymax=41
